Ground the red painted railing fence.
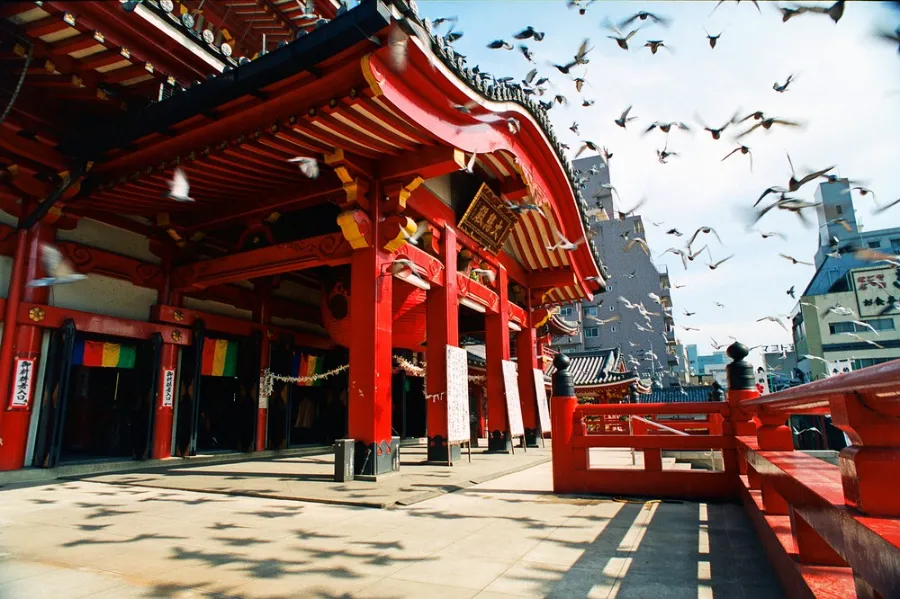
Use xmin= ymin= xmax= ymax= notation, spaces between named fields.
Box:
xmin=548 ymin=347 xmax=900 ymax=599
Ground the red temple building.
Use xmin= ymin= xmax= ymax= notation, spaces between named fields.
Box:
xmin=0 ymin=0 xmax=604 ymax=475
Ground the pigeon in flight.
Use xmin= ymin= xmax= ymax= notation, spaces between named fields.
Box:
xmin=487 ymin=40 xmax=513 ymax=50
xmin=773 ymin=74 xmax=795 ymax=93
xmin=615 ymin=106 xmax=638 ymax=129
xmin=687 ymin=226 xmax=722 ymax=248
xmin=514 ymin=26 xmax=545 ymax=41
xmin=722 ymin=145 xmax=753 ymax=171
xmin=786 ymin=153 xmax=833 ymax=192
xmin=707 ymin=255 xmax=734 ymax=270
xmin=737 ymin=117 xmax=803 ymax=139
xmin=619 ymin=11 xmax=670 ymax=28
xmin=471 ymin=268 xmax=496 ymax=284
xmin=705 ymin=29 xmax=722 ymax=48
xmin=644 ymin=40 xmax=670 ymax=54
xmin=288 ymin=157 xmax=320 ymax=179
xmin=757 ymin=316 xmax=789 ymax=332
xmin=403 ymin=220 xmax=431 ymax=245
xmin=695 ymin=113 xmax=737 ymax=140
xmin=28 ymin=244 xmax=88 ymax=287
xmin=786 ymin=285 xmax=796 ymax=299
xmin=547 ymin=233 xmax=586 ymax=251
xmin=165 ymin=168 xmax=195 ymax=202
xmin=624 ymin=238 xmax=650 ymax=255
xmin=780 ymin=253 xmax=813 ymax=266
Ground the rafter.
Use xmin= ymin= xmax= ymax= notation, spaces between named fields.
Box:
xmin=173 ymin=232 xmax=351 ymax=290
xmin=377 ymin=146 xmax=465 ymax=181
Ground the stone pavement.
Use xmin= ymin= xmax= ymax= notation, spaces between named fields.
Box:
xmin=69 ymin=443 xmax=552 ymax=508
xmin=0 ymin=455 xmax=784 ymax=599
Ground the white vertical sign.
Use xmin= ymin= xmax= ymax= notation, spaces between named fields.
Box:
xmin=9 ymin=358 xmax=35 ymax=409
xmin=533 ymin=368 xmax=551 ymax=433
xmin=446 ymin=345 xmax=471 ymax=443
xmin=502 ymin=360 xmax=525 ymax=437
xmin=162 ymin=369 xmax=176 ymax=407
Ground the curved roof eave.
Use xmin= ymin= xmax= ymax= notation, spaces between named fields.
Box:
xmin=364 ymin=15 xmax=604 ymax=298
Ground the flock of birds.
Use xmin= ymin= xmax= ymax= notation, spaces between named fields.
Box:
xmin=26 ymin=0 xmax=899 ymax=386
xmin=402 ymin=0 xmax=899 ymax=382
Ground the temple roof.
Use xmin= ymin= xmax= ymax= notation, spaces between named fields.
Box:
xmin=546 ymin=349 xmax=638 ymax=389
xmin=2 ymin=0 xmax=604 ymax=306
xmin=639 ymin=386 xmax=720 ymax=404
xmin=547 ymin=313 xmax=579 ymax=337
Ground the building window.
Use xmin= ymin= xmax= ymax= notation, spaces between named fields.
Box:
xmin=852 ymin=357 xmax=893 ymax=370
xmin=584 ymin=306 xmax=597 ymax=317
xmin=609 ymin=305 xmax=615 ymax=312
xmin=866 ymin=317 xmax=896 ymax=331
xmin=561 ymin=306 xmax=575 ymax=317
xmin=585 ymin=327 xmax=599 ymax=338
xmin=868 ymin=240 xmax=882 ymax=249
xmin=891 ymin=239 xmax=900 ymax=253
xmin=831 ymin=318 xmax=896 ymax=334
xmin=829 ymin=322 xmax=855 ymax=335
xmin=634 ymin=220 xmax=645 ymax=235
xmin=836 ymin=205 xmax=843 ymax=215
xmin=610 ymin=326 xmax=617 ymax=333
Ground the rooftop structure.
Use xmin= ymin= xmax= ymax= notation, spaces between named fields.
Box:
xmin=0 ymin=0 xmax=605 ymax=473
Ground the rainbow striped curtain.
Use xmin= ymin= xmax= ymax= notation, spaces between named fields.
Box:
xmin=201 ymin=339 xmax=238 ymax=377
xmin=293 ymin=353 xmax=325 ymax=387
xmin=72 ymin=340 xmax=136 ymax=369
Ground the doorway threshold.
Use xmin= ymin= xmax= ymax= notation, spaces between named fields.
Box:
xmin=0 ymin=445 xmax=333 ymax=489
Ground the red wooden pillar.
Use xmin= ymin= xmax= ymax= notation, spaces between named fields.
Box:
xmin=486 ymin=266 xmax=511 ymax=453
xmin=152 ymin=343 xmax=178 ymax=459
xmin=150 ymin=262 xmax=180 ymax=460
xmin=425 ymin=226 xmax=458 ymax=463
xmin=756 ymin=412 xmax=793 ymax=515
xmin=549 ymin=353 xmax=579 ymax=493
xmin=0 ymin=219 xmax=53 ymax=471
xmin=253 ymin=279 xmax=272 ymax=451
xmin=347 ymin=245 xmax=395 ymax=476
xmin=516 ymin=310 xmax=540 ymax=448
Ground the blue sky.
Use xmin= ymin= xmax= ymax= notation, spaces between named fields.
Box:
xmin=416 ymin=0 xmax=900 ymax=355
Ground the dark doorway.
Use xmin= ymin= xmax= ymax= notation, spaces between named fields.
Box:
xmin=33 ymin=325 xmax=157 ymax=467
xmin=176 ymin=328 xmax=259 ymax=456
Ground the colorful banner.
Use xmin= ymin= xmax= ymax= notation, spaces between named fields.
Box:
xmin=292 ymin=353 xmax=325 ymax=387
xmin=201 ymin=339 xmax=238 ymax=377
xmin=72 ymin=340 xmax=136 ymax=369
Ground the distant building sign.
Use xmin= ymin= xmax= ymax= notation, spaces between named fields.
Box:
xmin=853 ymin=266 xmax=900 ymax=318
xmin=9 ymin=358 xmax=35 ymax=409
xmin=762 ymin=344 xmax=794 ymax=354
xmin=458 ymin=183 xmax=517 ymax=254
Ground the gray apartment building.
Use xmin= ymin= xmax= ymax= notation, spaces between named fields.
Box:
xmin=552 ymin=155 xmax=684 ymax=386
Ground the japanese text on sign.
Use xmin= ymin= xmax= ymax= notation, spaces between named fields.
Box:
xmin=9 ymin=358 xmax=35 ymax=409
xmin=458 ymin=183 xmax=518 ymax=254
xmin=162 ymin=369 xmax=176 ymax=408
xmin=854 ymin=266 xmax=900 ymax=318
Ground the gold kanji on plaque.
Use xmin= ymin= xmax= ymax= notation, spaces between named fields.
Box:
xmin=458 ymin=183 xmax=517 ymax=254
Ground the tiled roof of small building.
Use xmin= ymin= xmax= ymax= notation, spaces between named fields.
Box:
xmin=546 ymin=349 xmax=638 ymax=388
xmin=639 ymin=386 xmax=721 ymax=404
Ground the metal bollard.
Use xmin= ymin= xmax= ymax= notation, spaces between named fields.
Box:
xmin=334 ymin=439 xmax=355 ymax=482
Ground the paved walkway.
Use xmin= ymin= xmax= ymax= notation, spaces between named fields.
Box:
xmin=0 ymin=459 xmax=784 ymax=598
xmin=71 ymin=444 xmax=552 ymax=508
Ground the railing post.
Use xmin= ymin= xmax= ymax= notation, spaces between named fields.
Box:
xmin=550 ymin=353 xmax=579 ymax=493
xmin=756 ymin=412 xmax=793 ymax=515
xmin=830 ymin=393 xmax=900 ymax=517
xmin=725 ymin=342 xmax=758 ymax=481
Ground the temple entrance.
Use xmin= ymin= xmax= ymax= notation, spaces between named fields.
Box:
xmin=393 ymin=372 xmax=426 ymax=439
xmin=176 ymin=328 xmax=259 ymax=456
xmin=33 ymin=323 xmax=159 ymax=468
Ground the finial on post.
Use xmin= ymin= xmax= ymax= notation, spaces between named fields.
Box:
xmin=552 ymin=352 xmax=574 ymax=397
xmin=726 ymin=341 xmax=755 ymax=391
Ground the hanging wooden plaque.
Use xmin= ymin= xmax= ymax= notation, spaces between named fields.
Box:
xmin=458 ymin=183 xmax=517 ymax=254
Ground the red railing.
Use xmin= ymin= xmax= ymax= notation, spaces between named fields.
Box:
xmin=549 ymin=355 xmax=900 ymax=599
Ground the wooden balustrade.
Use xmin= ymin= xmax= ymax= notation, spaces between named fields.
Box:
xmin=547 ymin=348 xmax=900 ymax=599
